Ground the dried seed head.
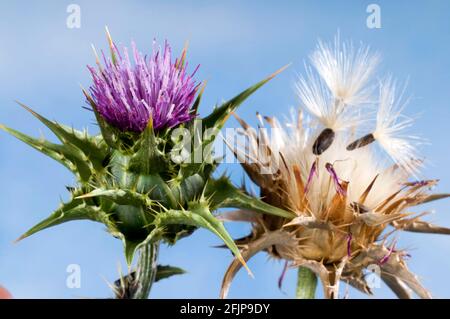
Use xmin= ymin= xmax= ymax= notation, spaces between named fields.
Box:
xmin=225 ymin=36 xmax=449 ymax=297
xmin=225 ymin=108 xmax=448 ymax=298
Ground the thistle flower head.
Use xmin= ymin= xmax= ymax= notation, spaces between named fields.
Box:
xmin=88 ymin=39 xmax=199 ymax=132
xmin=222 ymin=39 xmax=449 ymax=299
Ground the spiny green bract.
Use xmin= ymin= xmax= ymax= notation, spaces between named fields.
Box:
xmin=1 ymin=68 xmax=295 ymax=267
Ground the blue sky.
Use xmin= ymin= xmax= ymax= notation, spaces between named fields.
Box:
xmin=1 ymin=0 xmax=450 ymax=298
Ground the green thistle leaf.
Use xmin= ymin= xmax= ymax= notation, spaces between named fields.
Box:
xmin=205 ymin=176 xmax=296 ymax=219
xmin=202 ymin=65 xmax=289 ymax=130
xmin=169 ymin=174 xmax=205 ymax=207
xmin=128 ymin=119 xmax=165 ymax=174
xmin=17 ymin=200 xmax=110 ymax=242
xmin=155 ymin=265 xmax=186 ymax=282
xmin=123 ymin=227 xmax=163 ymax=265
xmin=154 ymin=201 xmax=252 ymax=275
xmin=0 ymin=124 xmax=93 ymax=181
xmin=191 ymin=82 xmax=206 ymax=116
xmin=83 ymin=88 xmax=122 ymax=149
xmin=124 ymin=240 xmax=141 ymax=266
xmin=16 ymin=102 xmax=108 ymax=170
xmin=76 ymin=188 xmax=153 ymax=207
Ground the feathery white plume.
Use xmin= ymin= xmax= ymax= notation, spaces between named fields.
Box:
xmin=311 ymin=36 xmax=379 ymax=106
xmin=373 ymin=78 xmax=421 ymax=175
xmin=296 ymin=36 xmax=379 ymax=132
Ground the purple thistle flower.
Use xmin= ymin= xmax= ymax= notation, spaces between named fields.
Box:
xmin=87 ymin=40 xmax=199 ymax=132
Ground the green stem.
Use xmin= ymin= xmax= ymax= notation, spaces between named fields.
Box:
xmin=130 ymin=241 xmax=159 ymax=299
xmin=296 ymin=266 xmax=317 ymax=299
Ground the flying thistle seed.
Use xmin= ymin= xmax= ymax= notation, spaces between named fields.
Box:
xmin=310 ymin=36 xmax=379 ymax=107
xmin=312 ymin=128 xmax=335 ymax=155
xmin=372 ymin=77 xmax=421 ymax=176
xmin=87 ymin=38 xmax=199 ymax=132
xmin=346 ymin=133 xmax=375 ymax=151
xmin=296 ymin=36 xmax=379 ymax=133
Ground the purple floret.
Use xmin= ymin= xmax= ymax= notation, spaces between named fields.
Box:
xmin=88 ymin=41 xmax=199 ymax=132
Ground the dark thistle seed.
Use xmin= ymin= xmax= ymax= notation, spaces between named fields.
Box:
xmin=312 ymin=128 xmax=335 ymax=155
xmin=346 ymin=133 xmax=375 ymax=151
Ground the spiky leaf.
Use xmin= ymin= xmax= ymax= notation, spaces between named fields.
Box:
xmin=154 ymin=202 xmax=252 ymax=275
xmin=202 ymin=65 xmax=288 ymax=130
xmin=123 ymin=227 xmax=163 ymax=265
xmin=155 ymin=265 xmax=186 ymax=282
xmin=0 ymin=125 xmax=93 ymax=181
xmin=77 ymin=188 xmax=153 ymax=207
xmin=17 ymin=200 xmax=111 ymax=241
xmin=206 ymin=177 xmax=296 ymax=219
xmin=129 ymin=119 xmax=165 ymax=174
xmin=17 ymin=102 xmax=108 ymax=170
xmin=83 ymin=88 xmax=122 ymax=149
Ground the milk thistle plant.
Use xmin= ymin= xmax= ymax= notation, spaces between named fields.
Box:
xmin=222 ymin=38 xmax=450 ymax=299
xmin=0 ymin=30 xmax=293 ymax=299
